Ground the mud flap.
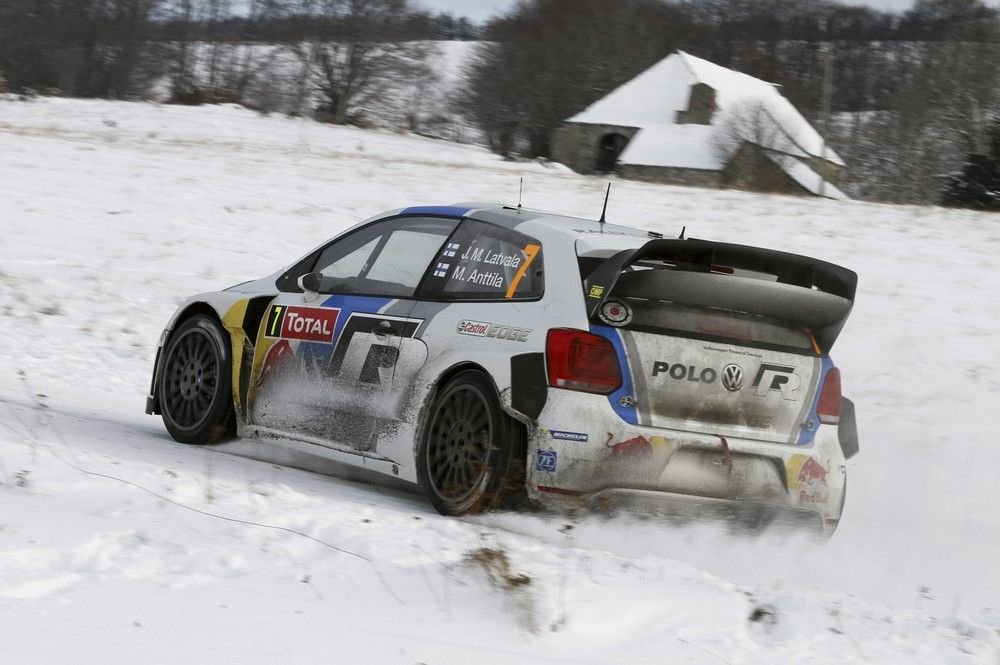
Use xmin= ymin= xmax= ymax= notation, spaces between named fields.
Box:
xmin=839 ymin=397 xmax=859 ymax=459
xmin=510 ymin=353 xmax=547 ymax=420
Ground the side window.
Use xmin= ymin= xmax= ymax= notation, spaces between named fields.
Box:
xmin=318 ymin=236 xmax=380 ymax=280
xmin=312 ymin=217 xmax=457 ymax=298
xmin=423 ymin=219 xmax=544 ymax=301
xmin=366 ymin=229 xmax=449 ymax=286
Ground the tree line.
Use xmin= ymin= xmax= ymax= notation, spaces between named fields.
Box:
xmin=0 ymin=0 xmax=474 ymax=99
xmin=1 ymin=0 xmax=997 ymax=208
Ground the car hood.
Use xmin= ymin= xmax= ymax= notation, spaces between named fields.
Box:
xmin=224 ymin=273 xmax=281 ymax=295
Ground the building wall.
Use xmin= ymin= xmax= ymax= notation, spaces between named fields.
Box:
xmin=618 ymin=164 xmax=721 ymax=188
xmin=551 ymin=122 xmax=640 ymax=174
xmin=552 ymin=125 xmax=846 ymax=198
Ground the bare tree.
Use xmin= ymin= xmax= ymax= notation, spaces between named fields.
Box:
xmin=168 ymin=0 xmax=199 ymax=101
xmin=460 ymin=0 xmax=692 ymax=159
xmin=457 ymin=42 xmax=526 ymax=157
xmin=285 ymin=0 xmax=430 ymax=125
xmin=711 ymin=98 xmax=799 ymax=163
xmin=162 ymin=0 xmax=289 ymax=108
xmin=0 ymin=0 xmax=168 ymax=97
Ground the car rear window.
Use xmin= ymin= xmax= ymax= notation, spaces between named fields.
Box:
xmin=616 ymin=299 xmax=816 ymax=351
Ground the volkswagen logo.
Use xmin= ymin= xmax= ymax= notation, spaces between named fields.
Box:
xmin=721 ymin=364 xmax=744 ymax=392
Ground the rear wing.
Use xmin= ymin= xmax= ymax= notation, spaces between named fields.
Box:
xmin=583 ymin=238 xmax=858 ymax=352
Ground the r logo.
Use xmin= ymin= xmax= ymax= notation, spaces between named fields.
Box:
xmin=751 ymin=364 xmax=801 ymax=401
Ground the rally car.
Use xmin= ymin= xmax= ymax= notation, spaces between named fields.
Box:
xmin=146 ymin=203 xmax=859 ymax=529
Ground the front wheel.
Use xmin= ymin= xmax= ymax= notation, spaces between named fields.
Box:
xmin=417 ymin=371 xmax=525 ymax=516
xmin=159 ymin=315 xmax=235 ymax=444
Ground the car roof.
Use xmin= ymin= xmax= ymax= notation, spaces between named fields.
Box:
xmin=404 ymin=202 xmax=654 ymax=242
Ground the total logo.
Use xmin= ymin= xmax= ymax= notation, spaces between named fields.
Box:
xmin=265 ymin=305 xmax=339 ymax=343
xmin=457 ymin=319 xmax=531 ymax=342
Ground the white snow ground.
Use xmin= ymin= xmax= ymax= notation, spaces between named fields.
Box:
xmin=1 ymin=98 xmax=999 ymax=664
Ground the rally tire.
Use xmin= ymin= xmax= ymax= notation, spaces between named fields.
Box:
xmin=418 ymin=370 xmax=525 ymax=516
xmin=159 ymin=315 xmax=235 ymax=445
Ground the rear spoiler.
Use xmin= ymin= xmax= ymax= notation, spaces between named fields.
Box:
xmin=583 ymin=238 xmax=858 ymax=352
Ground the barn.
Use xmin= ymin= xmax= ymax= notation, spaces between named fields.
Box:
xmin=551 ymin=51 xmax=847 ymax=199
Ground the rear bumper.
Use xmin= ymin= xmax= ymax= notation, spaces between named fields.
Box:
xmin=568 ymin=488 xmax=828 ymax=532
xmin=526 ymin=390 xmax=847 ymax=527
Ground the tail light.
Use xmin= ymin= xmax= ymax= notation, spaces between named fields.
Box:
xmin=817 ymin=367 xmax=841 ymax=425
xmin=546 ymin=328 xmax=622 ymax=394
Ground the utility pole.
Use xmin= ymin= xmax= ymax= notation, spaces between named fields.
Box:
xmin=819 ymin=40 xmax=834 ymax=198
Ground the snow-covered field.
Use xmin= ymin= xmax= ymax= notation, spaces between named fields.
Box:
xmin=2 ymin=98 xmax=999 ymax=664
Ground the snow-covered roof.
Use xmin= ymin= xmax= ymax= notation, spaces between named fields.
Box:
xmin=767 ymin=153 xmax=849 ymax=200
xmin=569 ymin=53 xmax=694 ymax=129
xmin=618 ymin=125 xmax=724 ymax=171
xmin=568 ymin=51 xmax=845 ymax=169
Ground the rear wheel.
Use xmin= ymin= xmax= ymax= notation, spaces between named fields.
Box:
xmin=418 ymin=371 xmax=525 ymax=516
xmin=159 ymin=315 xmax=234 ymax=444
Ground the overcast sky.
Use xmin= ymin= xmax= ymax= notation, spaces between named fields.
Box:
xmin=414 ymin=0 xmax=1000 ymax=22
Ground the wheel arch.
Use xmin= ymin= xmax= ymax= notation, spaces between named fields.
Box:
xmin=173 ymin=301 xmax=225 ymax=329
xmin=148 ymin=301 xmax=231 ymax=415
xmin=415 ymin=362 xmax=528 ymax=514
xmin=433 ymin=361 xmax=498 ymax=398
xmin=154 ymin=308 xmax=236 ymax=443
xmin=414 ymin=361 xmax=509 ymax=456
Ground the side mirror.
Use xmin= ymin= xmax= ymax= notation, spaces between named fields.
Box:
xmin=297 ymin=272 xmax=322 ymax=294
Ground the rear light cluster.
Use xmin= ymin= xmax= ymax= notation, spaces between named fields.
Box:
xmin=546 ymin=329 xmax=622 ymax=395
xmin=817 ymin=367 xmax=841 ymax=425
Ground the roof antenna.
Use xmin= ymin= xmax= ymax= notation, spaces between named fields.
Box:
xmin=517 ymin=177 xmax=523 ymax=210
xmin=679 ymin=226 xmax=686 ymax=240
xmin=598 ymin=182 xmax=611 ymax=231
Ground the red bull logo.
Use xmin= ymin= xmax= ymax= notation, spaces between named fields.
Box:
xmin=609 ymin=434 xmax=652 ymax=457
xmin=799 ymin=488 xmax=828 ymax=504
xmin=798 ymin=457 xmax=828 ymax=486
xmin=257 ymin=339 xmax=295 ymax=386
xmin=786 ymin=455 xmax=829 ymax=490
xmin=606 ymin=434 xmax=676 ymax=469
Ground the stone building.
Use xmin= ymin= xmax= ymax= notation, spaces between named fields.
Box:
xmin=551 ymin=51 xmax=847 ymax=199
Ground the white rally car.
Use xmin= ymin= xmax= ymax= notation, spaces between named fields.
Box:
xmin=147 ymin=203 xmax=859 ymax=530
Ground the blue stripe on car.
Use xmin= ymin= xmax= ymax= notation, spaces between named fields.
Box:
xmin=291 ymin=295 xmax=393 ymax=369
xmin=400 ymin=206 xmax=474 ymax=218
xmin=321 ymin=294 xmax=394 ymax=344
xmin=590 ymin=324 xmax=638 ymax=425
xmin=796 ymin=355 xmax=835 ymax=446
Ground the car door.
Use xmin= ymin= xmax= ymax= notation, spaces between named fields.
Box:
xmin=247 ymin=216 xmax=458 ymax=454
xmin=366 ymin=217 xmax=547 ymax=467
